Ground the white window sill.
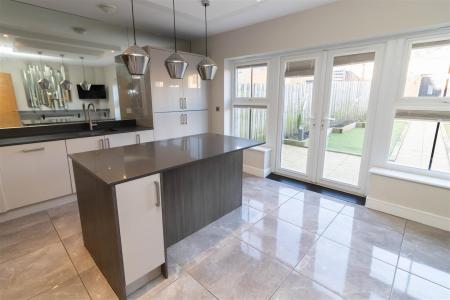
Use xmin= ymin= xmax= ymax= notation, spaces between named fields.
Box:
xmin=369 ymin=167 xmax=450 ymax=190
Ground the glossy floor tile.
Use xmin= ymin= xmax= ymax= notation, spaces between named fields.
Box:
xmin=1 ymin=175 xmax=449 ymax=300
xmin=272 ymin=198 xmax=338 ymax=234
xmin=296 ymin=237 xmax=396 ymax=299
xmin=322 ymin=214 xmax=403 ymax=265
xmin=188 ymin=238 xmax=291 ymax=300
xmin=239 ymin=214 xmax=318 ymax=267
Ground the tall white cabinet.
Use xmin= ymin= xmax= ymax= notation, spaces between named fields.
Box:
xmin=146 ymin=48 xmax=209 ymax=141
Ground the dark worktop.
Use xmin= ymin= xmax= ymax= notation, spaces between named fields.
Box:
xmin=70 ymin=133 xmax=263 ymax=185
xmin=0 ymin=120 xmax=152 ymax=147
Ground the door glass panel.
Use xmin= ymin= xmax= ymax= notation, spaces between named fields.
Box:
xmin=280 ymin=59 xmax=315 ymax=174
xmin=322 ymin=52 xmax=375 ymax=185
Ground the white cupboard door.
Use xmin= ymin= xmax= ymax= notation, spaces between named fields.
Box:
xmin=115 ymin=174 xmax=165 ymax=285
xmin=0 ymin=141 xmax=72 ymax=210
xmin=182 ymin=54 xmax=208 ymax=111
xmin=136 ymin=130 xmax=154 ymax=144
xmin=105 ymin=132 xmax=136 ymax=148
xmin=66 ymin=136 xmax=105 ymax=193
xmin=186 ymin=110 xmax=209 ymax=136
xmin=149 ymin=48 xmax=183 ymax=113
xmin=153 ymin=112 xmax=184 ymax=141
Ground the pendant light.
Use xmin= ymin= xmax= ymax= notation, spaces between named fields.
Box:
xmin=165 ymin=0 xmax=188 ymax=79
xmin=197 ymin=0 xmax=217 ymax=80
xmin=79 ymin=56 xmax=91 ymax=91
xmin=59 ymin=54 xmax=72 ymax=91
xmin=121 ymin=0 xmax=150 ymax=76
xmin=37 ymin=51 xmax=50 ymax=90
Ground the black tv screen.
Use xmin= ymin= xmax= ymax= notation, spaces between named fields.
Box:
xmin=77 ymin=84 xmax=107 ymax=100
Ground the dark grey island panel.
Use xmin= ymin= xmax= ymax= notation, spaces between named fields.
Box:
xmin=70 ymin=134 xmax=262 ymax=300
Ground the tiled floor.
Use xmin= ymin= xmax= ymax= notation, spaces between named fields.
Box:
xmin=1 ymin=174 xmax=449 ymax=299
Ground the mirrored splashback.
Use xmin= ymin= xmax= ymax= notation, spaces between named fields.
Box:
xmin=0 ymin=0 xmax=190 ymax=129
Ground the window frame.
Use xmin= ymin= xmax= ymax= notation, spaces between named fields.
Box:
xmin=385 ymin=33 xmax=450 ymax=178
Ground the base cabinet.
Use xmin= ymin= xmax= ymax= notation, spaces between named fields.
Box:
xmin=115 ymin=174 xmax=165 ymax=286
xmin=0 ymin=140 xmax=72 ymax=210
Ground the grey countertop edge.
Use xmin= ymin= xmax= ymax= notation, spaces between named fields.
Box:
xmin=71 ymin=140 xmax=264 ymax=186
xmin=0 ymin=126 xmax=154 ymax=147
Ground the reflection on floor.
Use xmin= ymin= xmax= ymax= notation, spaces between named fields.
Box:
xmin=0 ymin=174 xmax=449 ymax=299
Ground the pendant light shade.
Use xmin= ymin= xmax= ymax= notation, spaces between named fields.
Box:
xmin=165 ymin=0 xmax=188 ymax=79
xmin=59 ymin=54 xmax=72 ymax=91
xmin=121 ymin=0 xmax=150 ymax=76
xmin=197 ymin=0 xmax=217 ymax=80
xmin=37 ymin=51 xmax=50 ymax=90
xmin=79 ymin=56 xmax=91 ymax=91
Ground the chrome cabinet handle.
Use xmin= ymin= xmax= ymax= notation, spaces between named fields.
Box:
xmin=105 ymin=138 xmax=110 ymax=148
xmin=99 ymin=139 xmax=104 ymax=149
xmin=185 ymin=114 xmax=188 ymax=125
xmin=154 ymin=181 xmax=161 ymax=207
xmin=136 ymin=134 xmax=141 ymax=144
xmin=21 ymin=147 xmax=45 ymax=153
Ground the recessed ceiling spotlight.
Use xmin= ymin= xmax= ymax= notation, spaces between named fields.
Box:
xmin=2 ymin=34 xmax=9 ymax=38
xmin=111 ymin=50 xmax=115 ymax=53
xmin=97 ymin=3 xmax=117 ymax=14
xmin=72 ymin=27 xmax=87 ymax=35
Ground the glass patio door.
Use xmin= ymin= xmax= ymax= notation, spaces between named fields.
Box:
xmin=317 ymin=49 xmax=379 ymax=191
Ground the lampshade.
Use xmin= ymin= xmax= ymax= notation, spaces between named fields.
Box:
xmin=60 ymin=79 xmax=72 ymax=91
xmin=198 ymin=57 xmax=217 ymax=80
xmin=165 ymin=52 xmax=188 ymax=79
xmin=80 ymin=80 xmax=91 ymax=91
xmin=121 ymin=45 xmax=150 ymax=76
xmin=38 ymin=78 xmax=50 ymax=90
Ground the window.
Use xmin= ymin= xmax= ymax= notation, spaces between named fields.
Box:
xmin=232 ymin=105 xmax=267 ymax=142
xmin=403 ymin=39 xmax=450 ymax=98
xmin=235 ymin=64 xmax=268 ymax=98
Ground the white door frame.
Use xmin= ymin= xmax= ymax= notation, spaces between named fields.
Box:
xmin=275 ymin=51 xmax=327 ymax=183
xmin=315 ymin=44 xmax=386 ymax=195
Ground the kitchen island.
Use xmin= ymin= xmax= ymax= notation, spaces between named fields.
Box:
xmin=70 ymin=133 xmax=262 ymax=299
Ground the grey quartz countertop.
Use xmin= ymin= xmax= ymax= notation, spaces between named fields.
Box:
xmin=0 ymin=126 xmax=152 ymax=147
xmin=70 ymin=133 xmax=263 ymax=185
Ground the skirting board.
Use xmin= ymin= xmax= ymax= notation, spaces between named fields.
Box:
xmin=243 ymin=164 xmax=271 ymax=178
xmin=366 ymin=196 xmax=450 ymax=232
xmin=0 ymin=194 xmax=77 ymax=223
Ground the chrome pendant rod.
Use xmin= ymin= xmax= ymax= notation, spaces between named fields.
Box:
xmin=131 ymin=0 xmax=137 ymax=45
xmin=172 ymin=0 xmax=177 ymax=52
xmin=204 ymin=1 xmax=208 ymax=57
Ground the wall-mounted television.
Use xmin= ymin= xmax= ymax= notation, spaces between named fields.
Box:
xmin=77 ymin=84 xmax=107 ymax=100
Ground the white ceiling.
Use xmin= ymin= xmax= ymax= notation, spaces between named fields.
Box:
xmin=16 ymin=0 xmax=337 ymax=39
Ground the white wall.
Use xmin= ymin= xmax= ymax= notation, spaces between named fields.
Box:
xmin=192 ymin=0 xmax=450 ymax=135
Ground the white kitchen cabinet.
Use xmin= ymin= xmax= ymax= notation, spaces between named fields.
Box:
xmin=147 ymin=48 xmax=183 ymax=113
xmin=66 ymin=136 xmax=105 ymax=193
xmin=185 ymin=110 xmax=209 ymax=136
xmin=115 ymin=174 xmax=165 ymax=285
xmin=0 ymin=141 xmax=72 ymax=210
xmin=105 ymin=132 xmax=137 ymax=148
xmin=182 ymin=55 xmax=208 ymax=111
xmin=136 ymin=130 xmax=154 ymax=144
xmin=153 ymin=111 xmax=208 ymax=141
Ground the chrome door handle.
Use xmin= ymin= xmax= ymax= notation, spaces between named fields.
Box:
xmin=154 ymin=181 xmax=161 ymax=207
xmin=99 ymin=139 xmax=104 ymax=149
xmin=180 ymin=114 xmax=184 ymax=125
xmin=185 ymin=114 xmax=188 ymax=125
xmin=21 ymin=147 xmax=45 ymax=153
xmin=136 ymin=134 xmax=141 ymax=144
xmin=105 ymin=138 xmax=110 ymax=148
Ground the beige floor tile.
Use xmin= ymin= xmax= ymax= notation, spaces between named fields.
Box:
xmin=80 ymin=266 xmax=118 ymax=300
xmin=0 ymin=242 xmax=77 ymax=300
xmin=391 ymin=269 xmax=450 ymax=300
xmin=138 ymin=272 xmax=215 ymax=300
xmin=62 ymin=232 xmax=96 ymax=274
xmin=50 ymin=211 xmax=82 ymax=240
xmin=0 ymin=218 xmax=60 ymax=264
xmin=30 ymin=276 xmax=90 ymax=300
xmin=0 ymin=211 xmax=50 ymax=236
xmin=188 ymin=238 xmax=291 ymax=300
xmin=47 ymin=201 xmax=79 ymax=218
xmin=272 ymin=270 xmax=343 ymax=300
xmin=243 ymin=184 xmax=291 ymax=212
xmin=292 ymin=190 xmax=346 ymax=212
xmin=210 ymin=204 xmax=265 ymax=236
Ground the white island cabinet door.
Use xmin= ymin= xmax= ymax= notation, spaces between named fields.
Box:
xmin=0 ymin=140 xmax=72 ymax=210
xmin=115 ymin=174 xmax=165 ymax=285
xmin=105 ymin=132 xmax=136 ymax=148
xmin=135 ymin=130 xmax=154 ymax=144
xmin=66 ymin=136 xmax=105 ymax=193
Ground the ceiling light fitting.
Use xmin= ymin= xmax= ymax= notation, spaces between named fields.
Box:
xmin=121 ymin=0 xmax=150 ymax=77
xmin=97 ymin=3 xmax=117 ymax=14
xmin=197 ymin=0 xmax=217 ymax=80
xmin=37 ymin=51 xmax=50 ymax=90
xmin=165 ymin=0 xmax=188 ymax=79
xmin=59 ymin=54 xmax=72 ymax=91
xmin=79 ymin=56 xmax=91 ymax=91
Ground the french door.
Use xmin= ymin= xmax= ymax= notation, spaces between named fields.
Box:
xmin=276 ymin=45 xmax=383 ymax=195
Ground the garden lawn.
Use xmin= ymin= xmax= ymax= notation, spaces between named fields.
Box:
xmin=326 ymin=128 xmax=365 ymax=156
